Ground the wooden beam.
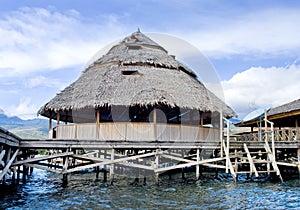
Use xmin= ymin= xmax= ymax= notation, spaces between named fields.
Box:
xmin=62 ymin=151 xmax=158 ymax=174
xmin=27 ymin=163 xmax=62 ymax=174
xmin=269 ymin=110 xmax=300 ymax=121
xmin=202 ymin=163 xmax=226 ymax=169
xmin=244 ymin=143 xmax=259 ymax=177
xmin=0 ymin=150 xmax=5 ymax=167
xmin=71 ymin=154 xmax=153 ymax=170
xmin=276 ymin=162 xmax=298 ymax=167
xmin=0 ymin=149 xmax=19 ymax=180
xmin=154 ymin=157 xmax=225 ymax=173
xmin=13 ymin=152 xmax=73 ymax=166
xmin=161 ymin=154 xmax=195 ymax=163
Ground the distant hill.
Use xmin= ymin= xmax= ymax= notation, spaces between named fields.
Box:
xmin=0 ymin=110 xmax=49 ymax=139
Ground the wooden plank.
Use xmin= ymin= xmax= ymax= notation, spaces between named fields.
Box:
xmin=13 ymin=152 xmax=73 ymax=166
xmin=202 ymin=163 xmax=226 ymax=169
xmin=0 ymin=149 xmax=19 ymax=180
xmin=27 ymin=163 xmax=62 ymax=174
xmin=244 ymin=143 xmax=259 ymax=177
xmin=154 ymin=157 xmax=225 ymax=173
xmin=0 ymin=150 xmax=5 ymax=167
xmin=71 ymin=154 xmax=153 ymax=170
xmin=63 ymin=151 xmax=158 ymax=174
xmin=264 ymin=144 xmax=283 ymax=182
xmin=276 ymin=162 xmax=298 ymax=167
xmin=161 ymin=154 xmax=195 ymax=163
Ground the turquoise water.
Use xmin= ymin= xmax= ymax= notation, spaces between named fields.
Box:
xmin=1 ymin=169 xmax=299 ymax=209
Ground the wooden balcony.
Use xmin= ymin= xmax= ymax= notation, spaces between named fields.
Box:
xmin=51 ymin=122 xmax=220 ymax=142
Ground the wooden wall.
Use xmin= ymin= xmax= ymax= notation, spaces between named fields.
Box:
xmin=56 ymin=123 xmax=220 ymax=142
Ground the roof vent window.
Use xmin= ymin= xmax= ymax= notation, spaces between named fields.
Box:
xmin=122 ymin=70 xmax=138 ymax=75
xmin=127 ymin=44 xmax=142 ymax=51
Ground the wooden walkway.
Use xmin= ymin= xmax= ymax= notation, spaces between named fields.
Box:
xmin=1 ymin=126 xmax=300 ymax=185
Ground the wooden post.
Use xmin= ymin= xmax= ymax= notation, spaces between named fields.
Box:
xmin=196 ymin=148 xmax=200 ymax=179
xmin=200 ymin=112 xmax=204 ymax=140
xmin=153 ymin=107 xmax=157 ymax=141
xmin=56 ymin=112 xmax=60 ymax=138
xmin=189 ymin=110 xmax=193 ymax=125
xmin=22 ymin=151 xmax=28 ymax=183
xmin=96 ymin=111 xmax=100 ymax=139
xmin=96 ymin=166 xmax=100 ymax=180
xmin=2 ymin=147 xmax=11 ymax=184
xmin=103 ymin=169 xmax=107 ymax=183
xmin=200 ymin=112 xmax=204 ymax=126
xmin=226 ymin=120 xmax=230 ymax=174
xmin=264 ymin=111 xmax=268 ymax=143
xmin=220 ymin=111 xmax=223 ymax=158
xmin=62 ymin=151 xmax=69 ymax=186
xmin=155 ymin=149 xmax=159 ymax=183
xmin=49 ymin=117 xmax=52 ymax=131
xmin=298 ymin=148 xmax=300 ymax=178
xmin=110 ymin=148 xmax=115 ymax=181
xmin=296 ymin=119 xmax=299 ymax=140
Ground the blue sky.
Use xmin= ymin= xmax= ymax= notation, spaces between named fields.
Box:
xmin=0 ymin=0 xmax=300 ymax=119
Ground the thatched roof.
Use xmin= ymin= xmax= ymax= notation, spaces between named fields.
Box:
xmin=267 ymin=99 xmax=300 ymax=117
xmin=236 ymin=98 xmax=300 ymax=127
xmin=38 ymin=30 xmax=235 ymax=120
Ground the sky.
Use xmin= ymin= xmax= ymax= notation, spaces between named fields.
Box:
xmin=0 ymin=0 xmax=300 ymax=120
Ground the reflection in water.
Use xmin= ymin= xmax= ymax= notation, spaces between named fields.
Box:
xmin=1 ymin=169 xmax=299 ymax=209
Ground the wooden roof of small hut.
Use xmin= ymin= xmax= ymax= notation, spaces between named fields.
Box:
xmin=38 ymin=30 xmax=236 ymax=122
xmin=236 ymin=98 xmax=300 ymax=127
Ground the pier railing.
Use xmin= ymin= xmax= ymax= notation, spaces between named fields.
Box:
xmin=52 ymin=122 xmax=220 ymax=142
xmin=0 ymin=127 xmax=21 ymax=147
xmin=236 ymin=128 xmax=300 ymax=142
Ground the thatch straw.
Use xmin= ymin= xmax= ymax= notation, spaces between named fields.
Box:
xmin=267 ymin=99 xmax=300 ymax=117
xmin=38 ymin=30 xmax=235 ymax=119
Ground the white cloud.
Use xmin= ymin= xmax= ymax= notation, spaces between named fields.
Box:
xmin=0 ymin=7 xmax=129 ymax=78
xmin=26 ymin=75 xmax=65 ymax=89
xmin=222 ymin=64 xmax=300 ymax=118
xmin=5 ymin=97 xmax=37 ymax=120
xmin=179 ymin=8 xmax=300 ymax=57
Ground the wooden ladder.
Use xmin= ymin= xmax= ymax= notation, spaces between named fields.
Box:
xmin=235 ymin=143 xmax=283 ymax=182
xmin=264 ymin=142 xmax=283 ymax=182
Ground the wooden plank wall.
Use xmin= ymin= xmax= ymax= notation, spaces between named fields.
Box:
xmin=55 ymin=123 xmax=219 ymax=142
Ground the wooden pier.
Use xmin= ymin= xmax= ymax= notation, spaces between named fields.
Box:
xmin=1 ymin=124 xmax=299 ymax=186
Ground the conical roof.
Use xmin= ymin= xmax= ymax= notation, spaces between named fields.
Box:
xmin=38 ymin=30 xmax=236 ymax=120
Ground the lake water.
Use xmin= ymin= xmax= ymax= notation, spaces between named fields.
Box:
xmin=1 ymin=169 xmax=299 ymax=209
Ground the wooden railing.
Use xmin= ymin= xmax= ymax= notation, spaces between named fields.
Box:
xmin=0 ymin=127 xmax=21 ymax=147
xmin=236 ymin=128 xmax=300 ymax=142
xmin=53 ymin=122 xmax=220 ymax=142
